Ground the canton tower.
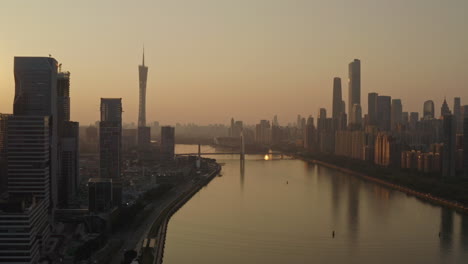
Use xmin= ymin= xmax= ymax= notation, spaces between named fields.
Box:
xmin=138 ymin=48 xmax=148 ymax=127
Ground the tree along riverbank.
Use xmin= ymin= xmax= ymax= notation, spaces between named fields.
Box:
xmin=294 ymin=152 xmax=468 ymax=213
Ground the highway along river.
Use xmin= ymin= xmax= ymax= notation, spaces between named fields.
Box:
xmin=163 ymin=144 xmax=468 ymax=264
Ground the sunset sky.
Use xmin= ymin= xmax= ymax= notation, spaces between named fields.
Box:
xmin=1 ymin=0 xmax=467 ymax=125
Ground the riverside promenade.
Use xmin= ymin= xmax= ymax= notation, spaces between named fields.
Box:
xmin=140 ymin=161 xmax=221 ymax=264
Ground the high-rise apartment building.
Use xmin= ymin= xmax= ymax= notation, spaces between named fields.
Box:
xmin=161 ymin=126 xmax=175 ymax=161
xmin=348 ymin=59 xmax=361 ymax=124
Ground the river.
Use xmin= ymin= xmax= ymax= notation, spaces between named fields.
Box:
xmin=163 ymin=144 xmax=468 ymax=264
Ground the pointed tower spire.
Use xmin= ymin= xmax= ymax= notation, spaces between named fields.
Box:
xmin=142 ymin=45 xmax=145 ymax=66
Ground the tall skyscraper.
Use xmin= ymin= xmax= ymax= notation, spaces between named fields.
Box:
xmin=13 ymin=56 xmax=59 ymax=210
xmin=332 ymin=77 xmax=342 ymax=125
xmin=59 ymin=121 xmax=79 ymax=207
xmin=56 ymin=69 xmax=80 ymax=207
xmin=99 ymin=98 xmax=122 ymax=178
xmin=99 ymin=98 xmax=122 ymax=207
xmin=368 ymin=92 xmax=378 ymax=126
xmin=391 ymin=99 xmax=403 ymax=130
xmin=453 ymin=97 xmax=462 ymax=133
xmin=442 ymin=114 xmax=456 ymax=178
xmin=318 ymin=108 xmax=327 ymax=131
xmin=377 ymin=95 xmax=391 ymax=131
xmin=441 ymin=98 xmax=451 ymax=117
xmin=463 ymin=117 xmax=468 ymax=177
xmin=138 ymin=49 xmax=150 ymax=148
xmin=423 ymin=100 xmax=435 ymax=120
xmin=348 ymin=59 xmax=361 ymax=124
xmin=161 ymin=126 xmax=175 ymax=161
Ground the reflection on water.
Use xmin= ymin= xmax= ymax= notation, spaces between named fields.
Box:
xmin=164 ymin=145 xmax=468 ymax=264
xmin=240 ymin=159 xmax=245 ymax=192
xmin=440 ymin=207 xmax=454 ymax=257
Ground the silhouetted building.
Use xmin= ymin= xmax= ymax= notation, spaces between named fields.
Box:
xmin=122 ymin=128 xmax=137 ymax=151
xmin=0 ymin=198 xmax=49 ymax=264
xmin=464 ymin=117 xmax=468 ymax=176
xmin=332 ymin=77 xmax=342 ymax=128
xmin=442 ymin=115 xmax=456 ymax=178
xmin=99 ymin=98 xmax=122 ymax=207
xmin=13 ymin=56 xmax=59 ymax=210
xmin=391 ymin=99 xmax=402 ymax=130
xmin=409 ymin=112 xmax=419 ymax=130
xmin=304 ymin=116 xmax=316 ymax=151
xmin=0 ymin=114 xmax=10 ymax=195
xmin=351 ymin=104 xmax=362 ymax=128
xmin=138 ymin=126 xmax=151 ymax=149
xmin=402 ymin=112 xmax=409 ymax=127
xmin=255 ymin=120 xmax=271 ymax=145
xmin=348 ymin=59 xmax=361 ymax=124
xmin=56 ymin=69 xmax=80 ymax=208
xmin=454 ymin=97 xmax=462 ymax=133
xmin=58 ymin=121 xmax=79 ymax=207
xmin=368 ymin=92 xmax=378 ymax=126
xmin=423 ymin=100 xmax=435 ymax=120
xmin=377 ymin=95 xmax=391 ymax=131
xmin=161 ymin=126 xmax=175 ymax=161
xmin=88 ymin=178 xmax=113 ymax=213
xmin=7 ymin=115 xmax=51 ymax=204
xmin=229 ymin=119 xmax=243 ymax=138
xmin=441 ymin=98 xmax=451 ymax=117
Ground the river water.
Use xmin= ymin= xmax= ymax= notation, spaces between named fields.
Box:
xmin=163 ymin=144 xmax=468 ymax=264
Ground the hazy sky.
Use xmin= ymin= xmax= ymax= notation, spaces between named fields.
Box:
xmin=1 ymin=0 xmax=467 ymax=125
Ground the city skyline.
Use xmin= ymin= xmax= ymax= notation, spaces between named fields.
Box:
xmin=1 ymin=0 xmax=468 ymax=125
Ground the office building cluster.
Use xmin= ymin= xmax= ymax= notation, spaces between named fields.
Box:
xmin=0 ymin=57 xmax=79 ymax=263
xmin=0 ymin=51 xmax=176 ymax=263
xmin=249 ymin=59 xmax=468 ymax=178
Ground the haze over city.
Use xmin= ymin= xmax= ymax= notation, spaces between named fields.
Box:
xmin=1 ymin=0 xmax=467 ymax=125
